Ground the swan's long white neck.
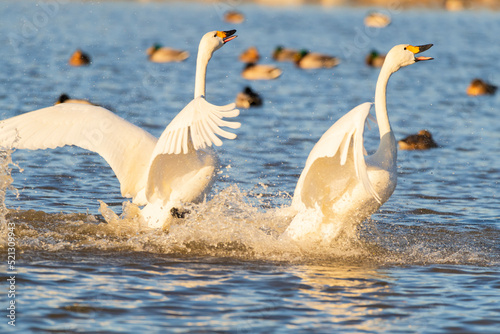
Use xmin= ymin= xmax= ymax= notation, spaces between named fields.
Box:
xmin=371 ymin=58 xmax=398 ymax=169
xmin=374 ymin=64 xmax=394 ymax=139
xmin=194 ymin=44 xmax=213 ymax=98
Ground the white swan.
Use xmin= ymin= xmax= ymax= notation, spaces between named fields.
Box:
xmin=0 ymin=30 xmax=240 ymax=229
xmin=283 ymin=44 xmax=433 ymax=242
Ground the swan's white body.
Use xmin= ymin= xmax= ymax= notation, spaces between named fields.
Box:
xmin=284 ymin=44 xmax=433 ymax=242
xmin=0 ymin=30 xmax=240 ymax=229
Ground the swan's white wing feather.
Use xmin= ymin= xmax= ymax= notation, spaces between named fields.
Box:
xmin=353 ymin=110 xmax=381 ymax=203
xmin=153 ymin=97 xmax=241 ymax=156
xmin=292 ymin=102 xmax=381 ymax=208
xmin=0 ymin=103 xmax=157 ymax=202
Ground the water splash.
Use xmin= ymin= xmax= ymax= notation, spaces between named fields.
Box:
xmin=0 ymin=149 xmax=497 ymax=266
xmin=0 ymin=148 xmax=19 ymax=243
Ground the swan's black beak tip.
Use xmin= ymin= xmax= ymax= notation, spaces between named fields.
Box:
xmin=410 ymin=44 xmax=433 ymax=61
xmin=222 ymin=29 xmax=237 ymax=43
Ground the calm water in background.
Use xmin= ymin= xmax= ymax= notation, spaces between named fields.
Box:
xmin=0 ymin=1 xmax=499 ymax=333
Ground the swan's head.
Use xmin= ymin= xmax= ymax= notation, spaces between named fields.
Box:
xmin=199 ymin=30 xmax=237 ymax=55
xmin=385 ymin=44 xmax=433 ymax=72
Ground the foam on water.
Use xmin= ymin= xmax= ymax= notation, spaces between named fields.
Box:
xmin=0 ymin=148 xmax=497 ymax=267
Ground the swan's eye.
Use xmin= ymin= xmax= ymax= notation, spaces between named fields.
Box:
xmin=404 ymin=47 xmax=407 ymax=50
xmin=214 ymin=33 xmax=217 ymax=37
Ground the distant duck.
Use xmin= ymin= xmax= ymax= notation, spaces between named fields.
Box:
xmin=466 ymin=78 xmax=497 ymax=96
xmin=239 ymin=46 xmax=260 ymax=63
xmin=146 ymin=44 xmax=190 ymax=63
xmin=365 ymin=50 xmax=386 ymax=67
xmin=272 ymin=46 xmax=298 ymax=62
xmin=68 ymin=49 xmax=91 ymax=66
xmin=241 ymin=63 xmax=282 ymax=80
xmin=364 ymin=12 xmax=391 ymax=28
xmin=224 ymin=10 xmax=245 ymax=24
xmin=235 ymin=86 xmax=263 ymax=108
xmin=294 ymin=49 xmax=340 ymax=69
xmin=445 ymin=0 xmax=467 ymax=11
xmin=398 ymin=130 xmax=438 ymax=150
xmin=55 ymin=94 xmax=96 ymax=106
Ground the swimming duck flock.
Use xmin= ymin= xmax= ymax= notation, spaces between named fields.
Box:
xmin=0 ymin=29 xmax=434 ymax=243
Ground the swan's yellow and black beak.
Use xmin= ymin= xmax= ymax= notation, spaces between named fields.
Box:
xmin=217 ymin=30 xmax=237 ymax=44
xmin=407 ymin=44 xmax=433 ymax=61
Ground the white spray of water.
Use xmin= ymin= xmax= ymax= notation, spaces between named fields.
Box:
xmin=0 ymin=149 xmax=497 ymax=265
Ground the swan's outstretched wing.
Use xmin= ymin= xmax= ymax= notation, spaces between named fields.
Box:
xmin=0 ymin=103 xmax=157 ymax=202
xmin=292 ymin=102 xmax=380 ymax=210
xmin=152 ymin=96 xmax=241 ymax=155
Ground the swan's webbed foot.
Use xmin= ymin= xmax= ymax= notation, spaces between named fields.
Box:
xmin=170 ymin=207 xmax=190 ymax=219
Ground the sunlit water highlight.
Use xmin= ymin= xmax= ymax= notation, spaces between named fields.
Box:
xmin=0 ymin=1 xmax=499 ymax=333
